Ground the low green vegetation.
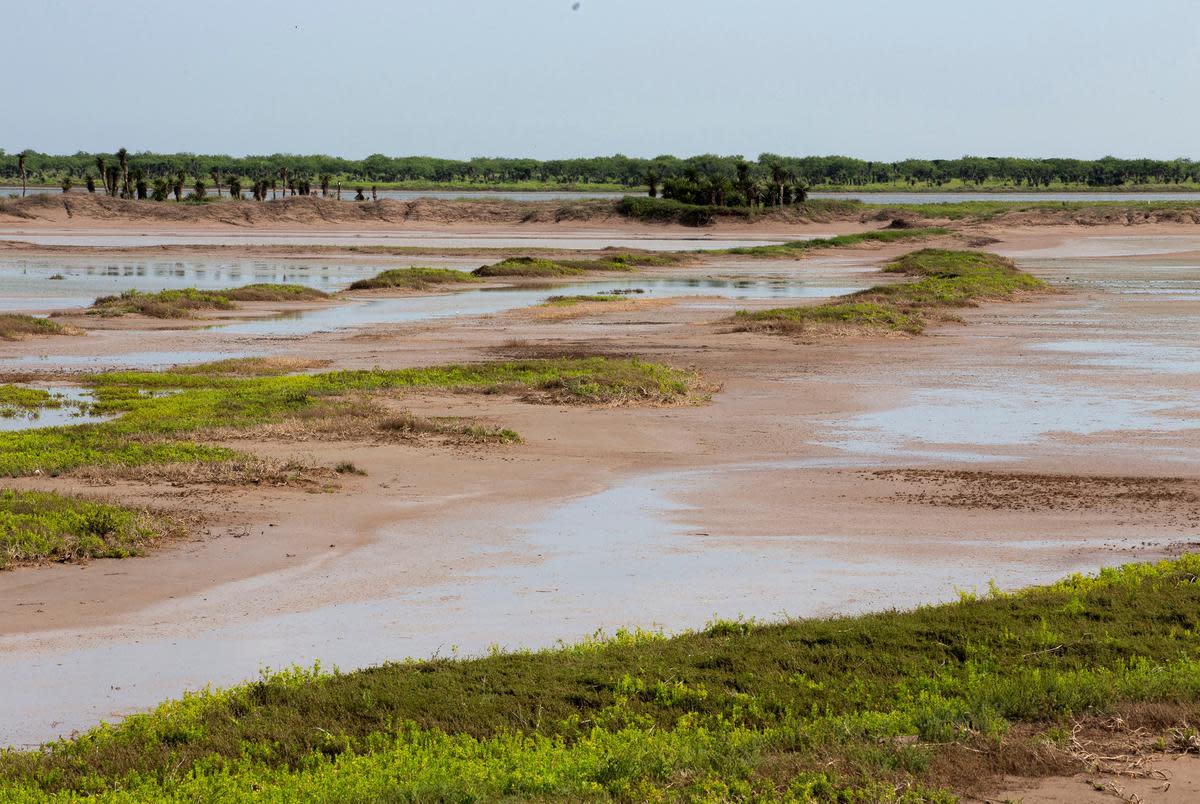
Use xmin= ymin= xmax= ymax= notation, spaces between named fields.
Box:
xmin=89 ymin=285 xmax=330 ymax=318
xmin=0 ymin=385 xmax=60 ymax=417
xmin=0 ymin=358 xmax=702 ymax=478
xmin=542 ymin=294 xmax=622 ymax=306
xmin=0 ymin=489 xmax=173 ymax=568
xmin=735 ymin=249 xmax=1046 ymax=335
xmin=3 ymin=556 xmax=1199 ymax=799
xmin=347 ymin=267 xmax=483 ymax=291
xmin=0 ymin=314 xmax=79 ymax=340
xmin=472 ymin=252 xmax=686 ymax=278
xmin=719 ymin=227 xmax=950 ymax=257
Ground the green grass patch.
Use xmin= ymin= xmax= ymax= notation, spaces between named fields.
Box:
xmin=3 ymin=556 xmax=1200 ymax=799
xmin=472 ymin=252 xmax=685 ymax=278
xmin=718 ymin=227 xmax=950 ymax=257
xmin=90 ymin=285 xmax=329 ymax=318
xmin=735 ymin=248 xmax=1046 ymax=335
xmin=0 ymin=358 xmax=702 ymax=478
xmin=541 ymin=294 xmax=622 ymax=307
xmin=347 ymin=267 xmax=483 ymax=291
xmin=0 ymin=489 xmax=174 ymax=568
xmin=0 ymin=314 xmax=79 ymax=340
xmin=0 ymin=385 xmax=60 ymax=417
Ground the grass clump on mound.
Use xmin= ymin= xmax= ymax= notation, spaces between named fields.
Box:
xmin=472 ymin=252 xmax=685 ymax=278
xmin=472 ymin=257 xmax=589 ymax=277
xmin=0 ymin=313 xmax=80 ymax=340
xmin=735 ymin=248 xmax=1046 ymax=335
xmin=0 ymin=489 xmax=174 ymax=568
xmin=720 ymin=226 xmax=950 ymax=257
xmin=347 ymin=267 xmax=483 ymax=291
xmin=0 ymin=358 xmax=702 ymax=478
xmin=90 ymin=285 xmax=329 ymax=318
xmin=4 ymin=556 xmax=1200 ymax=799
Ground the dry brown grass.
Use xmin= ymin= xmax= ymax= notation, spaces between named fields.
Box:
xmin=197 ymin=395 xmax=521 ymax=446
xmin=0 ymin=314 xmax=83 ymax=341
xmin=67 ymin=457 xmax=337 ymax=488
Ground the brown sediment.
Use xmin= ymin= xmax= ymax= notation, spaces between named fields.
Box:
xmin=0 ymin=217 xmax=1196 ymax=747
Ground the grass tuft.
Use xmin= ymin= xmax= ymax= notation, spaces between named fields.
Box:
xmin=0 ymin=314 xmax=80 ymax=340
xmin=473 ymin=252 xmax=686 ymax=278
xmin=347 ymin=267 xmax=483 ymax=291
xmin=0 ymin=489 xmax=175 ymax=568
xmin=90 ymin=285 xmax=329 ymax=318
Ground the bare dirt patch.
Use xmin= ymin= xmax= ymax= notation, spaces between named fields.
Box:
xmin=870 ymin=470 xmax=1200 ymax=529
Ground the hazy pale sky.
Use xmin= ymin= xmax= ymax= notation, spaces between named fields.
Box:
xmin=8 ymin=0 xmax=1199 ymax=160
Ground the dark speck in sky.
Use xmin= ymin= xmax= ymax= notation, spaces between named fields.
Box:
xmin=572 ymin=3 xmax=581 ymax=10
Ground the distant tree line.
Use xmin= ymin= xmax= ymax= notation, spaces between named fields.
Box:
xmin=4 ymin=150 xmax=1200 ymax=199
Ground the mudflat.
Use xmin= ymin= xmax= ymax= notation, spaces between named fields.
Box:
xmin=0 ymin=209 xmax=1196 ymax=797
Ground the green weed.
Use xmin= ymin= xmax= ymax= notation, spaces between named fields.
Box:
xmin=735 ymin=249 xmax=1046 ymax=335
xmin=0 ymin=489 xmax=173 ymax=568
xmin=347 ymin=267 xmax=483 ymax=291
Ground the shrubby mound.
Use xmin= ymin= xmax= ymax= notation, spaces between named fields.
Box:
xmin=734 ymin=249 xmax=1046 ymax=335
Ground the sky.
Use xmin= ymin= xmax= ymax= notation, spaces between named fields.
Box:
xmin=7 ymin=0 xmax=1200 ymax=161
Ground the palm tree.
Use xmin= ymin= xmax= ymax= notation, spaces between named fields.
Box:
xmin=94 ymin=156 xmax=107 ymax=195
xmin=210 ymin=167 xmax=222 ymax=198
xmin=60 ymin=175 xmax=72 ymax=193
xmin=194 ymin=179 xmax=206 ymax=199
xmin=18 ymin=151 xmax=27 ymax=196
xmin=133 ymin=168 xmax=147 ymax=200
xmin=228 ymin=176 xmax=242 ymax=199
xmin=85 ymin=174 xmax=96 ymax=193
xmin=173 ymin=171 xmax=185 ymax=201
xmin=320 ymin=174 xmax=331 ymax=197
xmin=645 ymin=169 xmax=660 ymax=198
xmin=769 ymin=161 xmax=787 ymax=207
xmin=106 ymin=165 xmax=120 ymax=198
xmin=116 ymin=148 xmax=129 ymax=198
xmin=735 ymin=161 xmax=753 ymax=207
xmin=280 ymin=167 xmax=289 ymax=197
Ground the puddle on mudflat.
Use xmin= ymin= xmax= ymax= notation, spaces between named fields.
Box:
xmin=827 ymin=383 xmax=1195 ymax=455
xmin=1030 ymin=340 xmax=1200 ymax=375
xmin=0 ymin=386 xmax=107 ymax=431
